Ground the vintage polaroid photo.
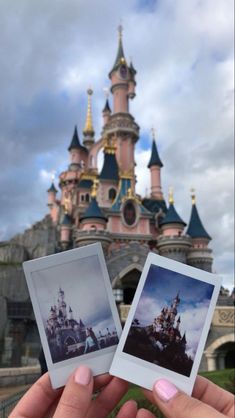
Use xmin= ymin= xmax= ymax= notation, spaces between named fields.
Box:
xmin=23 ymin=242 xmax=122 ymax=388
xmin=110 ymin=253 xmax=222 ymax=395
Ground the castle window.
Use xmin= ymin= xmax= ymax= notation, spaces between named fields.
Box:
xmin=81 ymin=195 xmax=85 ymax=202
xmin=108 ymin=188 xmax=116 ymax=201
xmin=123 ymin=200 xmax=137 ymax=226
xmin=85 ymin=193 xmax=90 ymax=202
xmin=90 ymin=225 xmax=97 ymax=231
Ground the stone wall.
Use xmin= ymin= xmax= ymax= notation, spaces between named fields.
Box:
xmin=0 ymin=366 xmax=40 ymax=387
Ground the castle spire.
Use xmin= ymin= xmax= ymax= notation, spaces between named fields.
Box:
xmin=147 ymin=128 xmax=163 ymax=168
xmin=110 ymin=24 xmax=126 ymax=74
xmin=83 ymin=88 xmax=95 ymax=149
xmin=187 ymin=190 xmax=211 ymax=240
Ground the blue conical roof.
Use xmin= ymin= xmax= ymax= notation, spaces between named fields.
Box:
xmin=99 ymin=153 xmax=119 ymax=181
xmin=68 ymin=126 xmax=87 ymax=152
xmin=80 ymin=198 xmax=107 ymax=221
xmin=103 ymin=99 xmax=111 ymax=113
xmin=187 ymin=204 xmax=211 ymax=240
xmin=148 ymin=140 xmax=163 ymax=168
xmin=160 ymin=203 xmax=186 ymax=226
xmin=47 ymin=182 xmax=58 ymax=193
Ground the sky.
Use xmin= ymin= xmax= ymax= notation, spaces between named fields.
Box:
xmin=133 ymin=264 xmax=215 ymax=358
xmin=0 ymin=0 xmax=234 ymax=289
xmin=32 ymin=255 xmax=117 ymax=336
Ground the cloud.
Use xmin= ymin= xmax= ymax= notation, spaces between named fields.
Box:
xmin=0 ymin=1 xmax=233 ymax=289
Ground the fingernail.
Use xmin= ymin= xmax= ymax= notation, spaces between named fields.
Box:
xmin=154 ymin=379 xmax=178 ymax=402
xmin=74 ymin=365 xmax=91 ymax=386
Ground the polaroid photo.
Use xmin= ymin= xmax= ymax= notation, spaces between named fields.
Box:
xmin=110 ymin=253 xmax=222 ymax=395
xmin=23 ymin=242 xmax=122 ymax=389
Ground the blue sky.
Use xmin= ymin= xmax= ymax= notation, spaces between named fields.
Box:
xmin=0 ymin=0 xmax=234 ymax=290
xmin=134 ymin=264 xmax=215 ymax=358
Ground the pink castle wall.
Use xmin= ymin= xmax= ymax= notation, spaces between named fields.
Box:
xmin=108 ymin=215 xmax=150 ymax=235
xmin=150 ymin=166 xmax=163 ymax=199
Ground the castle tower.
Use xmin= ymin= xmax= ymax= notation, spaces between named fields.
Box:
xmin=58 ymin=288 xmax=67 ymax=319
xmin=98 ymin=137 xmax=119 ymax=207
xmin=68 ymin=125 xmax=88 ymax=171
xmin=105 ymin=26 xmax=139 ymax=184
xmin=76 ymin=181 xmax=111 ymax=253
xmin=60 ymin=212 xmax=72 ymax=251
xmin=148 ymin=129 xmax=164 ymax=200
xmin=47 ymin=181 xmax=58 ymax=206
xmin=157 ymin=189 xmax=191 ymax=262
xmin=102 ymin=96 xmax=112 ymax=126
xmin=83 ymin=89 xmax=95 ymax=150
xmin=186 ymin=191 xmax=213 ymax=272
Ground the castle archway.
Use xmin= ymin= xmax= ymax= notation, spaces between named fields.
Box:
xmin=205 ymin=333 xmax=235 ymax=371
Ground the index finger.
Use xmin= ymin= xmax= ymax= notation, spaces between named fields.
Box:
xmin=9 ymin=372 xmax=62 ymax=418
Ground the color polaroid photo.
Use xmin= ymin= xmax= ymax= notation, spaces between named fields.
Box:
xmin=23 ymin=243 xmax=122 ymax=388
xmin=110 ymin=253 xmax=222 ymax=395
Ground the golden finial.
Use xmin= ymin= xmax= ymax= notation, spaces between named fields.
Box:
xmin=91 ymin=178 xmax=99 ymax=198
xmin=168 ymin=187 xmax=174 ymax=204
xmin=83 ymin=88 xmax=94 ymax=135
xmin=190 ymin=188 xmax=196 ymax=205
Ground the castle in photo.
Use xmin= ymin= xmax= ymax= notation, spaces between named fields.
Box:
xmin=0 ymin=27 xmax=234 ymax=371
xmin=45 ymin=287 xmax=117 ymax=363
xmin=124 ymin=292 xmax=193 ymax=377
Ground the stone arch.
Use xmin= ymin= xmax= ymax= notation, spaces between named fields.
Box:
xmin=205 ymin=333 xmax=235 ymax=371
xmin=107 ymin=242 xmax=150 ymax=304
xmin=112 ymin=263 xmax=143 ymax=289
xmin=206 ymin=333 xmax=234 ymax=353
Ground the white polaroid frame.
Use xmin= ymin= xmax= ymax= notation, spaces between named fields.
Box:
xmin=110 ymin=252 xmax=222 ymax=395
xmin=23 ymin=242 xmax=122 ymax=389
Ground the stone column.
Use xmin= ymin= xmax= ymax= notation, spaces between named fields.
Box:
xmin=206 ymin=353 xmax=217 ymax=371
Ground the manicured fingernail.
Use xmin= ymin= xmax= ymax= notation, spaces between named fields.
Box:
xmin=154 ymin=379 xmax=178 ymax=402
xmin=74 ymin=365 xmax=91 ymax=386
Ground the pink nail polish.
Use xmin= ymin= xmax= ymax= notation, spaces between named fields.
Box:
xmin=74 ymin=365 xmax=91 ymax=386
xmin=154 ymin=379 xmax=178 ymax=402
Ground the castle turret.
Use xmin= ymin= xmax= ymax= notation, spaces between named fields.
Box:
xmin=60 ymin=212 xmax=72 ymax=251
xmin=148 ymin=129 xmax=164 ymax=200
xmin=157 ymin=189 xmax=191 ymax=262
xmin=83 ymin=89 xmax=95 ymax=149
xmin=47 ymin=181 xmax=58 ymax=206
xmin=186 ymin=191 xmax=213 ymax=272
xmin=105 ymin=26 xmax=139 ymax=179
xmin=68 ymin=125 xmax=88 ymax=171
xmin=160 ymin=189 xmax=186 ymax=236
xmin=76 ymin=181 xmax=111 ymax=253
xmin=98 ymin=137 xmax=119 ymax=207
xmin=102 ymin=97 xmax=111 ymax=126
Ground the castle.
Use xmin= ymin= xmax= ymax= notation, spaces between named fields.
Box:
xmin=0 ymin=27 xmax=233 ymax=371
xmin=46 ymin=25 xmax=213 ymax=298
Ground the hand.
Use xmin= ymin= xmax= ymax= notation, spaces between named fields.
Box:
xmin=9 ymin=365 xmax=138 ymax=418
xmin=138 ymin=375 xmax=234 ymax=418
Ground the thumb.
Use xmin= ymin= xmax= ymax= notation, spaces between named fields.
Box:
xmin=54 ymin=365 xmax=93 ymax=418
xmin=152 ymin=379 xmax=225 ymax=418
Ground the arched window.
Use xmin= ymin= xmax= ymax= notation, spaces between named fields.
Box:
xmin=85 ymin=193 xmax=90 ymax=202
xmin=81 ymin=195 xmax=85 ymax=202
xmin=108 ymin=188 xmax=116 ymax=201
